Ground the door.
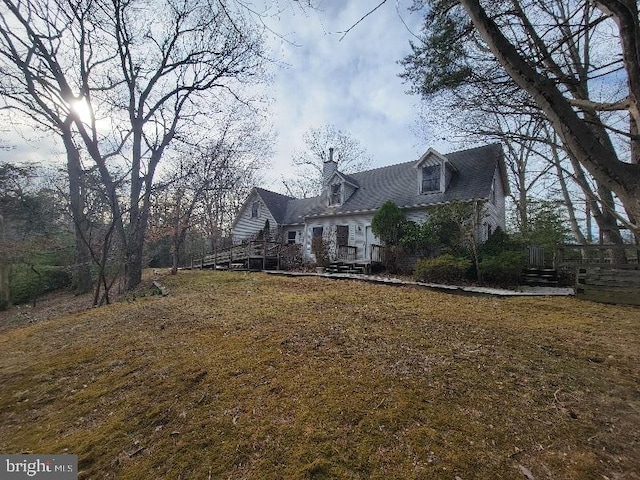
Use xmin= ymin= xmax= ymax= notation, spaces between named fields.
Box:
xmin=364 ymin=226 xmax=376 ymax=261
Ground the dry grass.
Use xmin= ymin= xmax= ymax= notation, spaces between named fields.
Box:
xmin=1 ymin=270 xmax=639 ymax=479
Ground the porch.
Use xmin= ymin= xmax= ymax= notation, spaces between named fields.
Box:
xmin=324 ymin=245 xmax=385 ymax=274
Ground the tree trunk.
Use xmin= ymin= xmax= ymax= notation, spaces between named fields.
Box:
xmin=125 ymin=225 xmax=145 ymax=291
xmin=597 ymin=184 xmax=628 ymax=264
xmin=0 ymin=259 xmax=9 ymax=311
xmin=554 ymin=157 xmax=587 ymax=245
xmin=460 ymin=0 xmax=640 ymax=231
xmin=62 ymin=130 xmax=93 ymax=294
xmin=0 ymin=215 xmax=10 ymax=310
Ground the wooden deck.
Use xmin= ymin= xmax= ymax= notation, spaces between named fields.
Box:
xmin=191 ymin=241 xmax=281 ymax=271
xmin=191 ymin=242 xmax=385 ymax=273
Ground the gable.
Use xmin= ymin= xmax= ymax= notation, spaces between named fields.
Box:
xmin=326 ymin=171 xmax=360 ymax=207
xmin=414 ymin=148 xmax=457 ymax=195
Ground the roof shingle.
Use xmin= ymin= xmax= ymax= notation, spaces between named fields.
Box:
xmin=261 ymin=144 xmax=504 ymax=225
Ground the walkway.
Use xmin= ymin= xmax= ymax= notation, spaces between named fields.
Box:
xmin=264 ymin=270 xmax=575 ymax=297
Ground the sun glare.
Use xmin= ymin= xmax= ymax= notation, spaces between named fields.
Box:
xmin=69 ymin=98 xmax=93 ymax=123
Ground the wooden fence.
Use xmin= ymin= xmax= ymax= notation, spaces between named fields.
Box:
xmin=576 ymin=266 xmax=640 ymax=305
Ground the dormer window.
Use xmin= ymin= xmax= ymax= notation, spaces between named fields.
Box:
xmin=421 ymin=164 xmax=441 ymax=193
xmin=415 ymin=148 xmax=454 ymax=195
xmin=330 ymin=183 xmax=342 ymax=206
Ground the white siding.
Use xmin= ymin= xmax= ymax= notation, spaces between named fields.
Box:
xmin=283 ymin=226 xmax=304 ymax=244
xmin=302 ymin=213 xmax=377 ymax=263
xmin=484 ymin=167 xmax=507 ymax=237
xmin=231 ymin=192 xmax=278 ymax=243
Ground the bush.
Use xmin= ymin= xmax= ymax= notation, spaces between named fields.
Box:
xmin=311 ymin=237 xmax=330 ymax=267
xmin=480 ymin=251 xmax=525 ymax=286
xmin=10 ymin=265 xmax=72 ymax=305
xmin=479 ymin=226 xmax=521 ymax=257
xmin=413 ymin=254 xmax=472 ymax=283
xmin=280 ymin=243 xmax=303 ymax=270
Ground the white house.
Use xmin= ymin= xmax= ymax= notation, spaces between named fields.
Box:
xmin=231 ymin=143 xmax=509 ymax=264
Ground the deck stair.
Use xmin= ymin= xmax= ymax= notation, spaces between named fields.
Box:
xmin=327 ymin=261 xmax=369 ymax=275
xmin=522 ymin=267 xmax=559 ymax=286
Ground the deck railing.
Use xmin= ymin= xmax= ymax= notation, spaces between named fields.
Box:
xmin=556 ymin=244 xmax=640 ymax=271
xmin=195 ymin=241 xmax=281 ymax=269
xmin=337 ymin=245 xmax=357 ymax=261
xmin=371 ymin=244 xmax=385 ymax=263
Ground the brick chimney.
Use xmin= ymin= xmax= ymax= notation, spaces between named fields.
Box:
xmin=322 ymin=147 xmax=338 ymax=186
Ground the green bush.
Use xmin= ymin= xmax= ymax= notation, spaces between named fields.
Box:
xmin=480 ymin=251 xmax=525 ymax=285
xmin=479 ymin=226 xmax=521 ymax=256
xmin=413 ymin=254 xmax=472 ymax=283
xmin=10 ymin=265 xmax=72 ymax=305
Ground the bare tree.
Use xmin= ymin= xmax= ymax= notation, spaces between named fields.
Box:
xmin=0 ymin=0 xmax=267 ymax=290
xmin=282 ymin=124 xmax=372 ymax=198
xmin=150 ymin=109 xmax=270 ymax=273
xmin=403 ymin=0 xmax=640 ymax=237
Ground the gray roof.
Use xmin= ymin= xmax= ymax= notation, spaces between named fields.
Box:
xmin=255 ymin=187 xmax=295 ymax=224
xmin=261 ymin=144 xmax=505 ymax=226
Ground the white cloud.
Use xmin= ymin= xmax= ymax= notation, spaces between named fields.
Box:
xmin=257 ymin=1 xmax=430 ymax=191
xmin=1 ymin=1 xmax=434 ymax=191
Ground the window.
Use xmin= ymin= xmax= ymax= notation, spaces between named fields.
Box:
xmin=287 ymin=231 xmax=296 ymax=244
xmin=312 ymin=226 xmax=323 ymax=238
xmin=330 ymin=183 xmax=342 ymax=205
xmin=251 ymin=201 xmax=259 ymax=218
xmin=422 ymin=164 xmax=441 ymax=193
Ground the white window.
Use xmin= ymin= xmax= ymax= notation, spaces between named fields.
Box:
xmin=421 ymin=164 xmax=441 ymax=193
xmin=251 ymin=201 xmax=259 ymax=218
xmin=287 ymin=231 xmax=296 ymax=244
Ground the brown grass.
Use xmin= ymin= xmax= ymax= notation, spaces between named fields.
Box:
xmin=1 ymin=270 xmax=639 ymax=479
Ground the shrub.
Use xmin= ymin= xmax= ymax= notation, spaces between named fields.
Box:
xmin=413 ymin=254 xmax=472 ymax=283
xmin=311 ymin=237 xmax=330 ymax=267
xmin=480 ymin=251 xmax=525 ymax=286
xmin=10 ymin=265 xmax=72 ymax=305
xmin=280 ymin=243 xmax=303 ymax=270
xmin=479 ymin=226 xmax=521 ymax=257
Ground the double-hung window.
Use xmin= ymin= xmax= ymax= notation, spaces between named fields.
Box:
xmin=421 ymin=164 xmax=441 ymax=193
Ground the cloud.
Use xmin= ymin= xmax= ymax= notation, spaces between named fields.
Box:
xmin=260 ymin=1 xmax=429 ymax=190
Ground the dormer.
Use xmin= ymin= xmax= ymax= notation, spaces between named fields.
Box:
xmin=326 ymin=171 xmax=359 ymax=207
xmin=414 ymin=148 xmax=457 ymax=194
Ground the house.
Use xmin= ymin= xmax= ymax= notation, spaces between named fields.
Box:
xmin=231 ymin=143 xmax=508 ymax=264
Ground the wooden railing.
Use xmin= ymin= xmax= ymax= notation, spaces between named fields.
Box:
xmin=526 ymin=246 xmax=547 ymax=268
xmin=194 ymin=241 xmax=281 ymax=269
xmin=370 ymin=244 xmax=385 ymax=263
xmin=556 ymin=244 xmax=640 ymax=271
xmin=337 ymin=245 xmax=357 ymax=261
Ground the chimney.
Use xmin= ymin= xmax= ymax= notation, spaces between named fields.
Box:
xmin=322 ymin=147 xmax=338 ymax=185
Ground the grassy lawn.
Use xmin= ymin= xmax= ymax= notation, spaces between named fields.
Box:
xmin=1 ymin=270 xmax=639 ymax=479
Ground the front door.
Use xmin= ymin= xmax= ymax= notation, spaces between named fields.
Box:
xmin=364 ymin=226 xmax=375 ymax=260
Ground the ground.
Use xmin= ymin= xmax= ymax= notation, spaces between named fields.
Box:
xmin=0 ymin=270 xmax=639 ymax=479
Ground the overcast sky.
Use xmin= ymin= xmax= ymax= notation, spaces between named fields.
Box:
xmin=0 ymin=1 xmax=455 ymax=191
xmin=260 ymin=0 xmax=445 ymax=191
